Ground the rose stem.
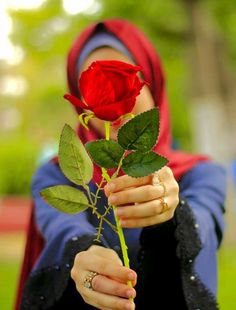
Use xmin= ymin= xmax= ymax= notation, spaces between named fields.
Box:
xmin=103 ymin=120 xmax=133 ymax=300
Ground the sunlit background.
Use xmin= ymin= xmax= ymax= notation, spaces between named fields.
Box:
xmin=0 ymin=1 xmax=236 ymax=309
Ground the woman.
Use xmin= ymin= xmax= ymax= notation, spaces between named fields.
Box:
xmin=16 ymin=18 xmax=226 ymax=310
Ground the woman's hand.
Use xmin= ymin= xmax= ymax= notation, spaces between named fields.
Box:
xmin=104 ymin=166 xmax=179 ymax=228
xmin=71 ymin=245 xmax=137 ymax=310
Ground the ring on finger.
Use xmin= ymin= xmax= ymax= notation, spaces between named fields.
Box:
xmin=152 ymin=172 xmax=166 ymax=196
xmin=152 ymin=171 xmax=161 ymax=186
xmin=159 ymin=197 xmax=169 ymax=213
xmin=83 ymin=271 xmax=99 ymax=290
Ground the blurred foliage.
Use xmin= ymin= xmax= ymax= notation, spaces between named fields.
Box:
xmin=205 ymin=0 xmax=236 ymax=69
xmin=0 ymin=138 xmax=38 ymax=195
xmin=0 ymin=0 xmax=236 ymax=195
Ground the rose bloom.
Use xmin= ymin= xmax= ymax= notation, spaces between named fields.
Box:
xmin=64 ymin=60 xmax=145 ymax=122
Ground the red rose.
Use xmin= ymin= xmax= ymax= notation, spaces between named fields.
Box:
xmin=64 ymin=60 xmax=145 ymax=121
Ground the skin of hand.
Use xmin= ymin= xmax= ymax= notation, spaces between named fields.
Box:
xmin=71 ymin=245 xmax=137 ymax=310
xmin=104 ymin=166 xmax=179 ymax=228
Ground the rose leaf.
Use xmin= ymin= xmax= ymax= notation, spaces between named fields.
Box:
xmin=122 ymin=151 xmax=168 ymax=177
xmin=117 ymin=108 xmax=159 ymax=151
xmin=59 ymin=124 xmax=93 ymax=185
xmin=40 ymin=185 xmax=89 ymax=214
xmin=85 ymin=140 xmax=124 ymax=168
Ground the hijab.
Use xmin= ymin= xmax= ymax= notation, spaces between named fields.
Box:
xmin=66 ymin=18 xmax=209 ymax=181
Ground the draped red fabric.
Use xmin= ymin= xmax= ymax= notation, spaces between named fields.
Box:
xmin=15 ymin=18 xmax=209 ymax=309
xmin=15 ymin=204 xmax=44 ymax=310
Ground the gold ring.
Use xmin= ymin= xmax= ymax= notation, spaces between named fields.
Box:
xmin=152 ymin=172 xmax=166 ymax=196
xmin=83 ymin=271 xmax=98 ymax=290
xmin=159 ymin=197 xmax=169 ymax=213
xmin=152 ymin=171 xmax=161 ymax=186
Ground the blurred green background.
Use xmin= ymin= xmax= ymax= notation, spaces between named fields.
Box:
xmin=0 ymin=0 xmax=236 ymax=309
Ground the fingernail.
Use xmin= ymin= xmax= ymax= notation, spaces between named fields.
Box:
xmin=115 ymin=208 xmax=123 ymax=217
xmin=128 ymin=272 xmax=135 ymax=281
xmin=126 ymin=289 xmax=135 ymax=298
xmin=108 ymin=195 xmax=117 ymax=204
xmin=125 ymin=302 xmax=135 ymax=310
xmin=105 ymin=182 xmax=116 ymax=192
xmin=120 ymin=219 xmax=126 ymax=227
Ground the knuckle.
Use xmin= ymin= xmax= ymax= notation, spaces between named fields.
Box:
xmin=173 ymin=180 xmax=179 ymax=192
xmin=169 ymin=181 xmax=179 ymax=196
xmin=75 ymin=251 xmax=86 ymax=263
xmin=104 ymin=248 xmax=119 ymax=259
xmin=165 ymin=166 xmax=173 ymax=176
xmin=174 ymin=196 xmax=179 ymax=207
xmin=70 ymin=267 xmax=76 ymax=280
xmin=146 ymin=185 xmax=155 ymax=198
xmin=168 ymin=209 xmax=175 ymax=219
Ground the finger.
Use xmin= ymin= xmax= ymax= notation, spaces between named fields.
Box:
xmin=104 ymin=174 xmax=151 ymax=195
xmin=88 ymin=246 xmax=123 ymax=265
xmin=115 ymin=199 xmax=163 ymax=219
xmin=108 ymin=184 xmax=164 ymax=205
xmin=157 ymin=166 xmax=174 ymax=182
xmin=119 ymin=208 xmax=175 ymax=228
xmin=75 ymin=253 xmax=137 ymax=283
xmin=156 ymin=167 xmax=179 ymax=197
xmin=81 ymin=286 xmax=135 ymax=310
xmin=91 ymin=274 xmax=136 ymax=299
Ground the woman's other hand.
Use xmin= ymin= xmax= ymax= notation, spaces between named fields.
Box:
xmin=71 ymin=245 xmax=136 ymax=310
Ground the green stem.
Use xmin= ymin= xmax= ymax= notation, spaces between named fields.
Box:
xmin=103 ymin=120 xmax=133 ymax=297
xmin=104 ymin=121 xmax=110 ymax=140
xmin=103 ymin=171 xmax=133 ymax=294
xmin=111 ymin=203 xmax=132 ymax=290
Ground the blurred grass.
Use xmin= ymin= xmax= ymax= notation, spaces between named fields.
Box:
xmin=0 ymin=260 xmax=21 ymax=310
xmin=0 ymin=244 xmax=235 ymax=310
xmin=218 ymin=246 xmax=236 ymax=309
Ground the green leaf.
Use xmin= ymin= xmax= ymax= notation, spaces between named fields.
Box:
xmin=40 ymin=185 xmax=89 ymax=214
xmin=122 ymin=151 xmax=168 ymax=177
xmin=117 ymin=108 xmax=159 ymax=151
xmin=58 ymin=124 xmax=93 ymax=185
xmin=85 ymin=140 xmax=124 ymax=168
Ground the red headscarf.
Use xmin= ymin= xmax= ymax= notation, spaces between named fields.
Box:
xmin=15 ymin=18 xmax=209 ymax=310
xmin=66 ymin=18 xmax=209 ymax=181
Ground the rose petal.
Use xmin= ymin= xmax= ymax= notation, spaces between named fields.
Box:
xmin=97 ymin=60 xmax=141 ymax=73
xmin=63 ymin=94 xmax=88 ymax=109
xmin=79 ymin=64 xmax=115 ymax=107
xmin=93 ymin=97 xmax=136 ymax=121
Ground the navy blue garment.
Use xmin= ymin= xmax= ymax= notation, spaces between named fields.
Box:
xmin=21 ymin=161 xmax=226 ymax=310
